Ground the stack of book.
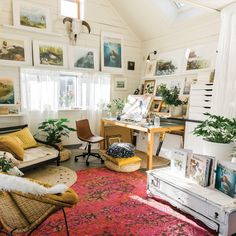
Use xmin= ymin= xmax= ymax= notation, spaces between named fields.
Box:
xmin=170 ymin=149 xmax=215 ymax=187
xmin=215 ymin=161 xmax=236 ymax=198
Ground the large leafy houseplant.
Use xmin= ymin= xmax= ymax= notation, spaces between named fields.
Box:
xmin=37 ymin=118 xmax=76 ymax=145
xmin=158 ymin=84 xmax=182 ymax=106
xmin=193 ymin=113 xmax=236 ymax=144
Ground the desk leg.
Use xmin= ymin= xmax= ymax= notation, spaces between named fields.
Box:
xmin=147 ymin=130 xmax=154 ymax=170
xmin=100 ymin=120 xmax=105 ymax=150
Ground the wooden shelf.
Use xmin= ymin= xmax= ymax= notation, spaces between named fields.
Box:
xmin=2 ymin=25 xmax=63 ymax=37
xmin=0 ymin=113 xmax=24 ymax=117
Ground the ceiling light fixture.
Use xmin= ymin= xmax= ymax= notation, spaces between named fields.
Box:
xmin=147 ymin=50 xmax=157 ymax=61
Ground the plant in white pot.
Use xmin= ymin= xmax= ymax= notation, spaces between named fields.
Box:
xmin=193 ymin=113 xmax=236 ymax=160
xmin=158 ymin=84 xmax=183 ymax=117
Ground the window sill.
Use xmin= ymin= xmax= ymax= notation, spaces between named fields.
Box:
xmin=58 ymin=108 xmax=86 ymax=112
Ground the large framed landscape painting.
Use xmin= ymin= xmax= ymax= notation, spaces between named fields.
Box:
xmin=101 ymin=32 xmax=124 ymax=74
xmin=33 ymin=40 xmax=67 ymax=68
xmin=13 ymin=0 xmax=51 ymax=32
xmin=0 ymin=34 xmax=31 ymax=66
xmin=0 ymin=78 xmax=14 ymax=104
xmin=69 ymin=46 xmax=98 ymax=71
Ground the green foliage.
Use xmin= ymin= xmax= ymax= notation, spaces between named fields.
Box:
xmin=37 ymin=118 xmax=76 ymax=144
xmin=193 ymin=113 xmax=236 ymax=144
xmin=0 ymin=153 xmax=14 ymax=172
xmin=158 ymin=84 xmax=182 ymax=106
xmin=113 ymin=98 xmax=126 ymax=113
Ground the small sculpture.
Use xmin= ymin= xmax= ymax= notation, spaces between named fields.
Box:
xmin=63 ymin=17 xmax=91 ymax=45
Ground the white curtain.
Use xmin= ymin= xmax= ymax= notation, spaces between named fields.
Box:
xmin=77 ymin=72 xmax=111 ymax=134
xmin=21 ymin=68 xmax=60 ymax=134
xmin=211 ymin=4 xmax=236 ymax=118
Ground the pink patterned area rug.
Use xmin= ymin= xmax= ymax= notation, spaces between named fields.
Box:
xmin=33 ymin=168 xmax=216 ymax=236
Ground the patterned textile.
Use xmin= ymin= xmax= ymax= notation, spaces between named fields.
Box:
xmin=31 ymin=168 xmax=216 ymax=236
xmin=107 ymin=142 xmax=135 ymax=158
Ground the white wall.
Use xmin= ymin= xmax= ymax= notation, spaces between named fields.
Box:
xmin=0 ymin=0 xmax=142 ymax=144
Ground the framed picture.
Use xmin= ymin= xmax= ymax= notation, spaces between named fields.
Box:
xmin=143 ymin=80 xmax=156 ymax=95
xmin=0 ymin=78 xmax=14 ymax=104
xmin=127 ymin=61 xmax=135 ymax=70
xmin=144 ymin=60 xmax=156 ymax=77
xmin=150 ymin=100 xmax=163 ymax=112
xmin=69 ymin=46 xmax=98 ymax=71
xmin=155 ymin=60 xmax=178 ymax=76
xmin=33 ymin=40 xmax=67 ymax=68
xmin=101 ymin=32 xmax=124 ymax=73
xmin=181 ymin=75 xmax=197 ymax=95
xmin=0 ymin=33 xmax=31 ymax=66
xmin=12 ymin=0 xmax=52 ymax=33
xmin=114 ymin=77 xmax=127 ymax=90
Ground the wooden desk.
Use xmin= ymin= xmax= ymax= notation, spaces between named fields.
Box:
xmin=100 ymin=118 xmax=185 ymax=170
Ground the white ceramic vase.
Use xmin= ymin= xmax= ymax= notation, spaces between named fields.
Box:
xmin=202 ymin=140 xmax=234 ymax=161
xmin=169 ymin=105 xmax=182 ymax=117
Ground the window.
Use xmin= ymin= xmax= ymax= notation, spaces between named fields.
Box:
xmin=59 ymin=0 xmax=85 ymax=20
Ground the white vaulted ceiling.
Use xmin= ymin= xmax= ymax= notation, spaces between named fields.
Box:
xmin=109 ymin=0 xmax=236 ymax=41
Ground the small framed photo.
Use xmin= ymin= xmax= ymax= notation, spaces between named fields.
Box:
xmin=69 ymin=46 xmax=98 ymax=71
xmin=150 ymin=100 xmax=163 ymax=112
xmin=127 ymin=61 xmax=135 ymax=70
xmin=114 ymin=77 xmax=127 ymax=90
xmin=0 ymin=78 xmax=15 ymax=104
xmin=33 ymin=40 xmax=67 ymax=68
xmin=101 ymin=32 xmax=124 ymax=74
xmin=143 ymin=80 xmax=156 ymax=95
xmin=0 ymin=33 xmax=31 ymax=66
xmin=13 ymin=0 xmax=52 ymax=33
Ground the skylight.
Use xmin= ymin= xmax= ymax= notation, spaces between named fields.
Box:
xmin=174 ymin=1 xmax=185 ymax=9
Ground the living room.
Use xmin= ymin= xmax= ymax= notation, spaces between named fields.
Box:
xmin=0 ymin=0 xmax=236 ymax=235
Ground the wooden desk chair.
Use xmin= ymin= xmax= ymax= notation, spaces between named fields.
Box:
xmin=75 ymin=119 xmax=104 ymax=166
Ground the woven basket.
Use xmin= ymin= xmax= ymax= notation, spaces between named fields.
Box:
xmin=105 ymin=160 xmax=140 ymax=172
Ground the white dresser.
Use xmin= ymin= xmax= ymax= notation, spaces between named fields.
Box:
xmin=147 ymin=168 xmax=236 ymax=236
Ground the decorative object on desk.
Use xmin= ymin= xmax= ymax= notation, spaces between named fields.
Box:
xmin=215 ymin=161 xmax=236 ymax=198
xmin=63 ymin=17 xmax=91 ymax=45
xmin=101 ymin=32 xmax=123 ymax=73
xmin=193 ymin=113 xmax=236 ymax=160
xmin=0 ymin=78 xmax=14 ymax=104
xmin=155 ymin=60 xmax=177 ymax=76
xmin=133 ymin=88 xmax=140 ymax=95
xmin=68 ymin=46 xmax=98 ymax=70
xmin=121 ymin=95 xmax=153 ymax=122
xmin=150 ymin=100 xmax=162 ymax=112
xmin=158 ymin=84 xmax=183 ymax=117
xmin=12 ymin=0 xmax=51 ymax=33
xmin=36 ymin=118 xmax=76 ymax=148
xmin=187 ymin=154 xmax=215 ymax=187
xmin=0 ymin=33 xmax=31 ymax=66
xmin=143 ymin=80 xmax=155 ymax=95
xmin=114 ymin=77 xmax=127 ymax=91
xmin=113 ymin=98 xmax=125 ymax=120
xmin=170 ymin=149 xmax=192 ymax=177
xmin=33 ymin=40 xmax=67 ymax=68
xmin=127 ymin=61 xmax=135 ymax=70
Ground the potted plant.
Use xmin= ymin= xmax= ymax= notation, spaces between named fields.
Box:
xmin=37 ymin=118 xmax=76 ymax=150
xmin=113 ymin=98 xmax=125 ymax=120
xmin=157 ymin=84 xmax=183 ymax=116
xmin=193 ymin=113 xmax=236 ymax=160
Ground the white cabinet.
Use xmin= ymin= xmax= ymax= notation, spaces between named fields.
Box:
xmin=147 ymin=168 xmax=236 ymax=236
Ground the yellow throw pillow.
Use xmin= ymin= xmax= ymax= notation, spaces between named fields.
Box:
xmin=106 ymin=156 xmax=141 ymax=167
xmin=0 ymin=136 xmax=24 ymax=160
xmin=9 ymin=127 xmax=38 ymax=149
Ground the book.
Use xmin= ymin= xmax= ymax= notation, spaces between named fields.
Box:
xmin=187 ymin=154 xmax=214 ymax=187
xmin=215 ymin=161 xmax=236 ymax=198
xmin=170 ymin=149 xmax=192 ymax=177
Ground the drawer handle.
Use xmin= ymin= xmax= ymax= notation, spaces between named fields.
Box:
xmin=152 ymin=179 xmax=158 ymax=187
xmin=214 ymin=212 xmax=219 ymax=219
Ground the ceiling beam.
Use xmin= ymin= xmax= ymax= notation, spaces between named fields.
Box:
xmin=179 ymin=0 xmax=220 ymax=13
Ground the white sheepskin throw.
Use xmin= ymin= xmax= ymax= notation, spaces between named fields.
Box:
xmin=0 ymin=173 xmax=68 ymax=195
